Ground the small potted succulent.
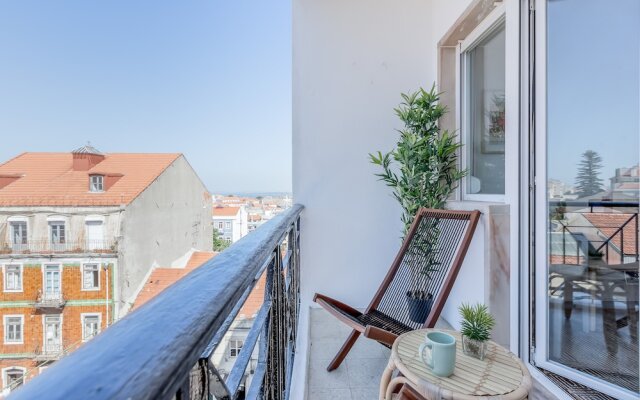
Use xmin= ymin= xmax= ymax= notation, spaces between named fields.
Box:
xmin=459 ymin=303 xmax=495 ymax=360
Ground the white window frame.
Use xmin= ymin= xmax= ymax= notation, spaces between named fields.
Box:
xmin=8 ymin=219 xmax=28 ymax=246
xmin=48 ymin=220 xmax=66 ymax=246
xmin=225 ymin=221 xmax=231 ymax=229
xmin=531 ymin=1 xmax=637 ymax=399
xmin=3 ymin=315 xmax=24 ymax=345
xmin=218 ymin=221 xmax=224 ymax=230
xmin=84 ymin=217 xmax=105 ymax=250
xmin=81 ymin=313 xmax=101 ymax=342
xmin=228 ymin=339 xmax=243 ymax=358
xmin=89 ymin=175 xmax=104 ymax=192
xmin=42 ymin=314 xmax=63 ymax=353
xmin=81 ymin=263 xmax=100 ymax=291
xmin=42 ymin=264 xmax=62 ymax=296
xmin=457 ymin=3 xmax=507 ymax=203
xmin=3 ymin=264 xmax=23 ymax=292
xmin=2 ymin=366 xmax=26 ymax=392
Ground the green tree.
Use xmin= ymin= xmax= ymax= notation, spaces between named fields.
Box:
xmin=369 ymin=85 xmax=466 ymax=235
xmin=575 ymin=150 xmax=604 ymax=198
xmin=212 ymin=230 xmax=230 ymax=252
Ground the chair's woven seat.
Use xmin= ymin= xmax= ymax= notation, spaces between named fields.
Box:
xmin=356 ymin=309 xmax=413 ymax=336
xmin=323 ymin=300 xmax=413 ymax=338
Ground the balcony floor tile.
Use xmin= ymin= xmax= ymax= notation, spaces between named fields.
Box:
xmin=307 ymin=308 xmax=454 ymax=400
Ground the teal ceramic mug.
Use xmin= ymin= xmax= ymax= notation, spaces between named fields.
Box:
xmin=419 ymin=331 xmax=456 ymax=377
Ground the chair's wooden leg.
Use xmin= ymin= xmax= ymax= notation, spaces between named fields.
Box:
xmin=326 ymin=329 xmax=360 ymax=372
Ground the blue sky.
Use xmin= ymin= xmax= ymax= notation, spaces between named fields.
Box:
xmin=547 ymin=0 xmax=639 ymax=186
xmin=0 ymin=1 xmax=292 ymax=194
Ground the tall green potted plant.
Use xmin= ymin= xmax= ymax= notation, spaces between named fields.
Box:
xmin=370 ymin=85 xmax=466 ymax=323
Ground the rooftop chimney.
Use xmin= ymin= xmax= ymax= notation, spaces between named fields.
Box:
xmin=72 ymin=143 xmax=105 ymax=171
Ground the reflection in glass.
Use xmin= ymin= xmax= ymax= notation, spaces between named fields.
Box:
xmin=546 ymin=0 xmax=639 ymax=395
xmin=465 ymin=23 xmax=505 ymax=195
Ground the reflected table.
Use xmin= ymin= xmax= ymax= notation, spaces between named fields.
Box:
xmin=380 ymin=329 xmax=532 ymax=400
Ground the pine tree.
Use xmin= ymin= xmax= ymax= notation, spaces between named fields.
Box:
xmin=575 ymin=150 xmax=604 ymax=198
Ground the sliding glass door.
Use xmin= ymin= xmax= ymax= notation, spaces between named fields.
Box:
xmin=534 ymin=0 xmax=639 ymax=398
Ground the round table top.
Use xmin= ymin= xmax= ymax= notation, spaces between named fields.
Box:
xmin=392 ymin=329 xmax=532 ymax=399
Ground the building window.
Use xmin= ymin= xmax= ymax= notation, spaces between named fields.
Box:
xmin=229 ymin=339 xmax=243 ymax=357
xmin=85 ymin=220 xmax=104 ymax=250
xmin=4 ymin=316 xmax=23 ymax=344
xmin=4 ymin=265 xmax=22 ymax=292
xmin=3 ymin=367 xmax=25 ymax=392
xmin=218 ymin=222 xmax=224 ymax=229
xmin=89 ymin=175 xmax=104 ymax=192
xmin=225 ymin=221 xmax=231 ymax=229
xmin=49 ymin=222 xmax=66 ymax=245
xmin=82 ymin=264 xmax=100 ymax=290
xmin=43 ymin=315 xmax=62 ymax=353
xmin=460 ymin=15 xmax=506 ymax=200
xmin=44 ymin=264 xmax=61 ymax=296
xmin=9 ymin=222 xmax=27 ymax=246
xmin=82 ymin=314 xmax=101 ymax=341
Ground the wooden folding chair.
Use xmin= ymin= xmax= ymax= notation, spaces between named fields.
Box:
xmin=314 ymin=208 xmax=480 ymax=371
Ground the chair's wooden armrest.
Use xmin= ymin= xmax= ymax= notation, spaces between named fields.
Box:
xmin=363 ymin=325 xmax=398 ymax=347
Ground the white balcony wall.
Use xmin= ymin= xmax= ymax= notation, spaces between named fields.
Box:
xmin=292 ymin=0 xmax=474 ymax=396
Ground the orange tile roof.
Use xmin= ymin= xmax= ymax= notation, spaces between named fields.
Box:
xmin=185 ymin=251 xmax=217 ymax=269
xmin=584 ymin=213 xmax=638 ymax=255
xmin=239 ymin=272 xmax=265 ymax=318
xmin=212 ymin=206 xmax=240 ymax=217
xmin=616 ymin=182 xmax=639 ymax=190
xmin=133 ymin=251 xmax=216 ymax=309
xmin=0 ymin=152 xmax=181 ymax=206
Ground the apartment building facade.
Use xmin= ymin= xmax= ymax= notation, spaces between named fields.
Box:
xmin=0 ymin=146 xmax=212 ymax=393
xmin=212 ymin=206 xmax=248 ymax=243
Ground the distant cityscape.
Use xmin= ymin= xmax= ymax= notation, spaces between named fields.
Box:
xmin=548 ymin=164 xmax=639 ymax=201
xmin=0 ymin=146 xmax=290 ymax=395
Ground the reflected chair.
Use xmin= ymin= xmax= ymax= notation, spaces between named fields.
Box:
xmin=313 ymin=208 xmax=480 ymax=371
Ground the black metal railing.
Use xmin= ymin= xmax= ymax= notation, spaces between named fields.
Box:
xmin=9 ymin=204 xmax=303 ymax=400
xmin=0 ymin=239 xmax=118 ymax=255
xmin=549 ymin=201 xmax=639 ymax=265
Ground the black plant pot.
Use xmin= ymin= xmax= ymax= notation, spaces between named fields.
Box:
xmin=406 ymin=291 xmax=434 ymax=324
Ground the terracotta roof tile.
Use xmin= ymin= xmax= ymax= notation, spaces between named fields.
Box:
xmin=212 ymin=206 xmax=240 ymax=217
xmin=584 ymin=213 xmax=638 ymax=255
xmin=131 ymin=250 xmax=266 ymax=316
xmin=186 ymin=251 xmax=216 ymax=270
xmin=133 ymin=251 xmax=217 ymax=309
xmin=0 ymin=152 xmax=181 ymax=206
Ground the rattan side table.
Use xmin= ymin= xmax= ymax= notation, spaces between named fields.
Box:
xmin=380 ymin=329 xmax=532 ymax=400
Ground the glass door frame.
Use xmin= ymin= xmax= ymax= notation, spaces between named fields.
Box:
xmin=531 ymin=0 xmax=637 ymax=398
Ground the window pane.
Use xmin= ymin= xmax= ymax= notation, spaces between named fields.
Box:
xmin=5 ymin=265 xmax=21 ymax=290
xmin=11 ymin=222 xmax=27 ymax=245
xmin=83 ymin=264 xmax=99 ymax=289
xmin=84 ymin=316 xmax=100 ymax=339
xmin=545 ymin=0 xmax=639 ymax=394
xmin=465 ymin=23 xmax=506 ymax=195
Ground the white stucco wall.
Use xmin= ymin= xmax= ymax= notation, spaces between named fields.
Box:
xmin=292 ymin=0 xmax=475 ymax=396
xmin=118 ymin=155 xmax=212 ymax=313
